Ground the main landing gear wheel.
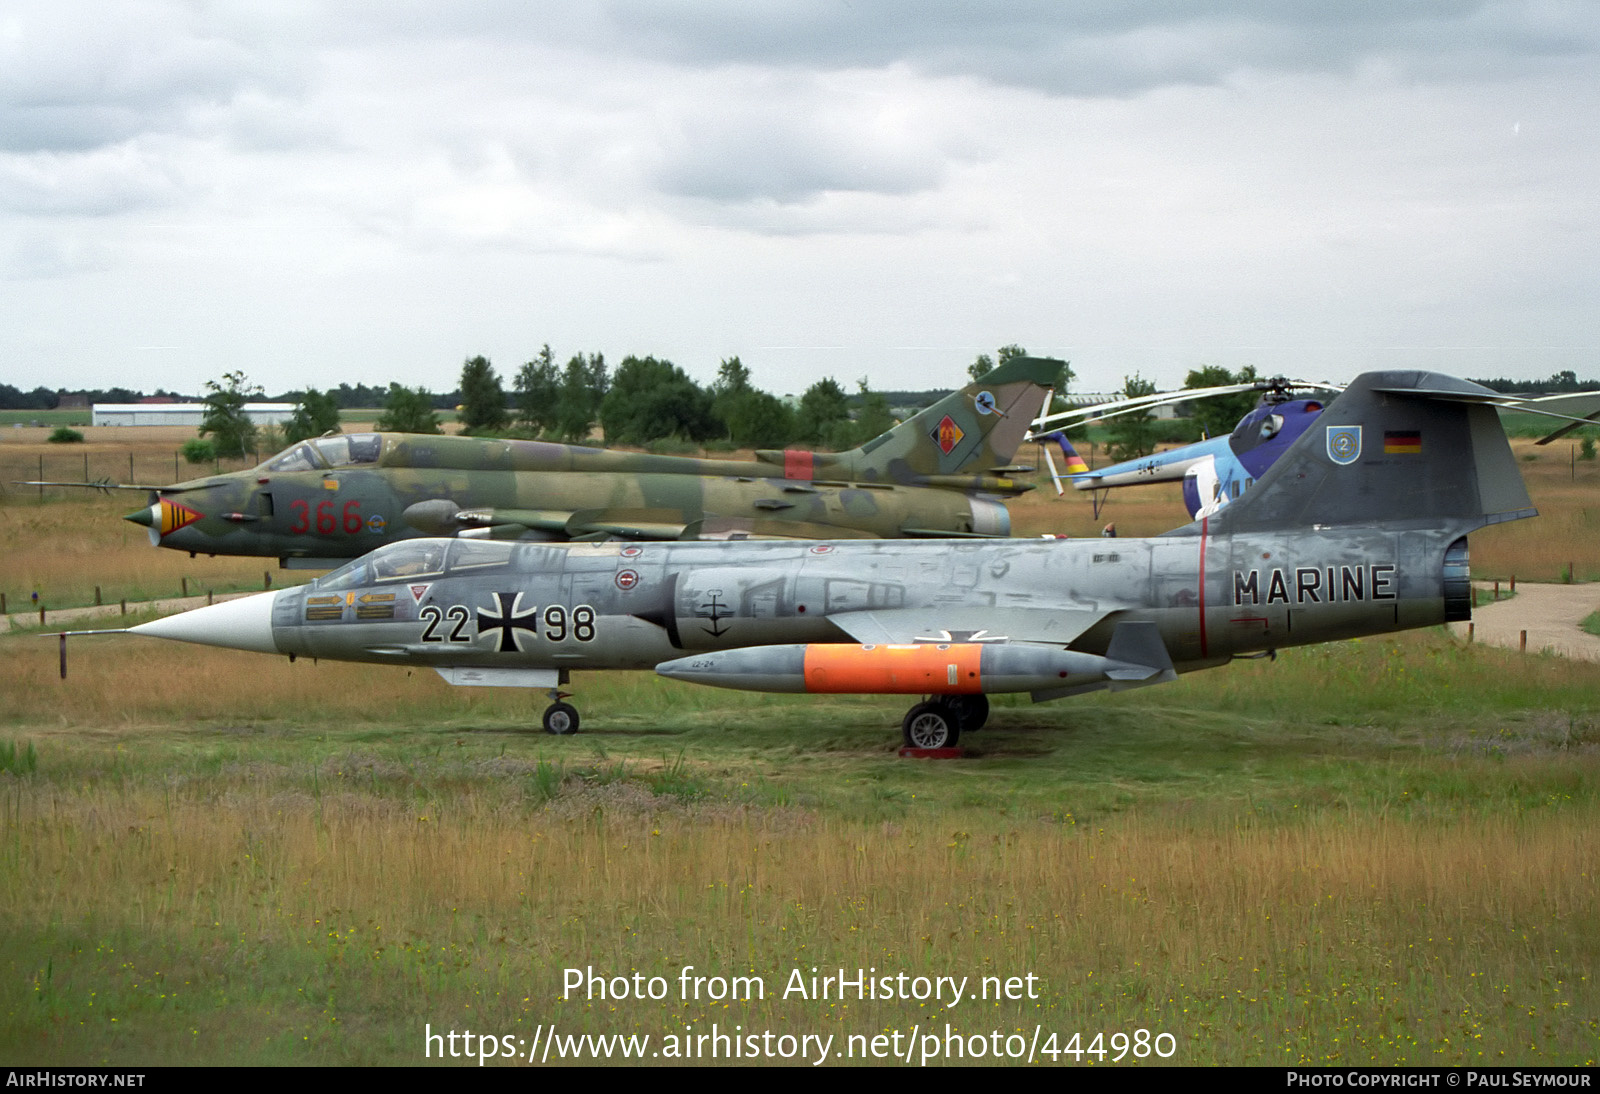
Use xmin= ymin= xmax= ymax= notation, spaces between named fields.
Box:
xmin=902 ymin=701 xmax=960 ymax=749
xmin=542 ymin=702 xmax=580 ymax=735
xmin=944 ymin=694 xmax=989 ymax=733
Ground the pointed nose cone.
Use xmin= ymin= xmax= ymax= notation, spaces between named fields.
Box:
xmin=125 ymin=503 xmax=161 ymax=545
xmin=130 ymin=591 xmax=281 ymax=654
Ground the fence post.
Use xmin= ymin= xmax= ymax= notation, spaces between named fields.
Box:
xmin=94 ymin=585 xmax=101 ymax=606
xmin=181 ymin=577 xmax=188 ymax=597
xmin=1520 ymin=630 xmax=1528 ymax=653
xmin=1467 ymin=622 xmax=1474 ymax=643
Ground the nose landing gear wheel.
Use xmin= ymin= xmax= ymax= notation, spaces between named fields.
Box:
xmin=542 ymin=702 xmax=580 ymax=735
xmin=902 ymin=701 xmax=960 ymax=749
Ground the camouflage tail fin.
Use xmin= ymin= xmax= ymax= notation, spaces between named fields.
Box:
xmin=756 ymin=355 xmax=1063 ymax=487
xmin=1206 ymin=371 xmax=1535 ymax=534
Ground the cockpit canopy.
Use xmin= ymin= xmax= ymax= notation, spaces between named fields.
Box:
xmin=259 ymin=433 xmax=383 ymax=473
xmin=314 ymin=538 xmax=516 ymax=591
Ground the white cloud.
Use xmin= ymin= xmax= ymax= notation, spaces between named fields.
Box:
xmin=0 ymin=1 xmax=1596 ymax=394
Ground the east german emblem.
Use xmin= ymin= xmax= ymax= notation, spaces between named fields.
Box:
xmin=1326 ymin=425 xmax=1362 ymax=466
xmin=931 ymin=415 xmax=965 ymax=455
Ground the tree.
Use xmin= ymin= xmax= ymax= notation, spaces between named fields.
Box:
xmin=795 ymin=378 xmax=852 ymax=446
xmin=284 ymin=388 xmax=341 ymax=444
xmin=554 ymin=353 xmax=607 ymax=443
xmin=711 ymin=356 xmax=752 ymax=421
xmin=515 ymin=345 xmax=560 ymax=435
xmin=721 ymin=389 xmax=795 ymax=448
xmin=1104 ymin=373 xmax=1159 ymax=463
xmin=848 ymin=378 xmax=895 ymax=448
xmin=598 ymin=356 xmax=716 ymax=445
xmin=376 ymin=384 xmax=441 ymax=434
xmin=1184 ymin=365 xmax=1260 ymax=440
xmin=200 ymin=370 xmax=262 ymax=459
xmin=457 ymin=355 xmax=508 ymax=433
xmin=710 ymin=357 xmax=796 ymax=448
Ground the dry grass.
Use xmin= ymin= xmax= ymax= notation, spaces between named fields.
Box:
xmin=2 ymin=771 xmax=1595 ymax=1065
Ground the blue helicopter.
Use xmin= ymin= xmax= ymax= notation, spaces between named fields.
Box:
xmin=1028 ymin=378 xmax=1337 ymax=520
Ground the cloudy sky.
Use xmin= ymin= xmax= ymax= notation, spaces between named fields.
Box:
xmin=3 ymin=1 xmax=1596 ymax=398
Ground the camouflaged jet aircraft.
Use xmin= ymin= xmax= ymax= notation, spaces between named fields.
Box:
xmin=37 ymin=357 xmax=1061 ymax=567
xmin=87 ymin=368 xmax=1534 ymax=750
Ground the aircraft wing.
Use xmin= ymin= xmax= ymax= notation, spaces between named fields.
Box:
xmin=827 ymin=606 xmax=1111 ymax=646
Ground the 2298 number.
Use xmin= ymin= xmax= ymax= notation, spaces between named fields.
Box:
xmin=420 ymin=604 xmax=597 ymax=644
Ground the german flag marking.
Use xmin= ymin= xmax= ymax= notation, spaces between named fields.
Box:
xmin=1384 ymin=430 xmax=1422 ymax=454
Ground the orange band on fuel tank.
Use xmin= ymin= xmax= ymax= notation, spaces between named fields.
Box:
xmin=803 ymin=644 xmax=984 ymax=694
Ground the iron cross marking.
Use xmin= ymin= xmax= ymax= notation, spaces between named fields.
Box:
xmin=477 ymin=592 xmax=539 ymax=652
xmin=699 ymin=592 xmax=731 ymax=638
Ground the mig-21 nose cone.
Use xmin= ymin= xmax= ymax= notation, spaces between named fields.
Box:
xmin=123 ymin=497 xmax=204 ymax=545
xmin=130 ymin=590 xmax=282 ymax=654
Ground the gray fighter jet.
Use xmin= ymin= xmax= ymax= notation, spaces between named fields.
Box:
xmin=104 ymin=370 xmax=1534 ymax=748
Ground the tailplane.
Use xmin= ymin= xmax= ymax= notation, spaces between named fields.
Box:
xmin=757 ymin=355 xmax=1064 ymax=489
xmin=1203 ymin=371 xmax=1535 ymax=534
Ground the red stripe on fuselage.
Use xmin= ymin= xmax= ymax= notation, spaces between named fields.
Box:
xmin=784 ymin=450 xmax=815 ymax=480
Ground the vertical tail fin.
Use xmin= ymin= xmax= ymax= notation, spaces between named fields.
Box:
xmin=1207 ymin=371 xmax=1535 ymax=534
xmin=759 ymin=356 xmax=1064 ymax=486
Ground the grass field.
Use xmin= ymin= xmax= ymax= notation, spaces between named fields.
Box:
xmin=1 ymin=421 xmax=1597 ymax=1067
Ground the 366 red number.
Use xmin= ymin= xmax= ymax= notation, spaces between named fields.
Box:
xmin=289 ymin=497 xmax=363 ymax=535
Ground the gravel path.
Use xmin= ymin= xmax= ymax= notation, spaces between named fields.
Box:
xmin=1448 ymin=582 xmax=1600 ymax=661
